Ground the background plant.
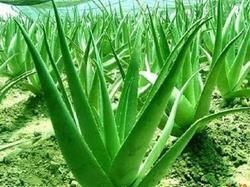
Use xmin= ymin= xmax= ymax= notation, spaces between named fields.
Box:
xmin=141 ymin=0 xmax=250 ymax=135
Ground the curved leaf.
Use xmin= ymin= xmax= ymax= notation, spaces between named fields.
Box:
xmin=138 ymin=107 xmax=250 ymax=187
xmin=16 ymin=20 xmax=114 ymax=187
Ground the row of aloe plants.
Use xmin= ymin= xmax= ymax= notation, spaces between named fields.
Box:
xmin=1 ymin=0 xmax=249 ymax=103
xmin=0 ymin=0 xmax=249 ymax=186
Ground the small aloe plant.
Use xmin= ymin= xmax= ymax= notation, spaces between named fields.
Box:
xmin=202 ymin=0 xmax=250 ymax=102
xmin=142 ymin=0 xmax=250 ymax=135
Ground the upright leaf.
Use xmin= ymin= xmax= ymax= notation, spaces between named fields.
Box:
xmin=109 ymin=18 xmax=209 ymax=186
xmin=16 ymin=21 xmax=114 ymax=187
xmin=52 ymin=0 xmax=111 ymax=171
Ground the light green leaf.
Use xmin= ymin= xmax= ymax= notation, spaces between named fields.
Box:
xmin=138 ymin=107 xmax=250 ymax=187
xmin=16 ymin=20 xmax=114 ymax=187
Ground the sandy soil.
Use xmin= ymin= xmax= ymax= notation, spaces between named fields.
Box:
xmin=0 ymin=87 xmax=249 ymax=187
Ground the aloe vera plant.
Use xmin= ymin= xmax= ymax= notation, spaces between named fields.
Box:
xmin=202 ymin=0 xmax=250 ymax=102
xmin=141 ymin=0 xmax=250 ymax=135
xmin=13 ymin=1 xmax=250 ymax=186
xmin=0 ymin=12 xmax=79 ymax=99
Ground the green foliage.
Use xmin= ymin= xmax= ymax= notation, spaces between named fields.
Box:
xmin=0 ymin=0 xmax=249 ymax=186
xmin=141 ymin=0 xmax=250 ymax=135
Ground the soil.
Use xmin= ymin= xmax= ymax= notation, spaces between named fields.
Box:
xmin=0 ymin=87 xmax=249 ymax=187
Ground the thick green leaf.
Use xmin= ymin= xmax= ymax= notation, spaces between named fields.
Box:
xmin=135 ymin=70 xmax=200 ymax=186
xmin=42 ymin=26 xmax=75 ymax=119
xmin=0 ymin=70 xmax=35 ymax=102
xmin=158 ymin=20 xmax=171 ymax=62
xmin=235 ymin=61 xmax=250 ymax=90
xmin=182 ymin=47 xmax=195 ymax=104
xmin=229 ymin=27 xmax=250 ymax=88
xmin=144 ymin=18 xmax=211 ymax=112
xmin=115 ymin=39 xmax=139 ymax=142
xmin=90 ymin=30 xmax=120 ymax=159
xmin=79 ymin=31 xmax=94 ymax=95
xmin=148 ymin=7 xmax=164 ymax=68
xmin=217 ymin=62 xmax=231 ymax=96
xmin=16 ymin=21 xmax=114 ymax=187
xmin=138 ymin=107 xmax=250 ymax=187
xmin=108 ymin=36 xmax=126 ymax=80
xmin=52 ymin=0 xmax=111 ymax=171
xmin=195 ymin=31 xmax=243 ymax=119
xmin=211 ymin=0 xmax=223 ymax=65
xmin=109 ymin=18 xmax=209 ymax=187
xmin=224 ymin=89 xmax=250 ymax=100
xmin=222 ymin=6 xmax=237 ymax=43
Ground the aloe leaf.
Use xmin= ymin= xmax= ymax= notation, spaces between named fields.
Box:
xmin=52 ymin=0 xmax=111 ymax=171
xmin=88 ymin=70 xmax=102 ymax=113
xmin=109 ymin=18 xmax=209 ymax=187
xmin=42 ymin=26 xmax=75 ymax=120
xmin=135 ymin=70 xmax=200 ymax=185
xmin=225 ymin=89 xmax=250 ymax=100
xmin=144 ymin=18 xmax=211 ymax=111
xmin=138 ymin=107 xmax=250 ymax=187
xmin=217 ymin=62 xmax=231 ymax=96
xmin=140 ymin=72 xmax=195 ymax=129
xmin=168 ymin=87 xmax=195 ymax=130
xmin=79 ymin=29 xmax=93 ymax=93
xmin=191 ymin=35 xmax=203 ymax=103
xmin=202 ymin=29 xmax=214 ymax=54
xmin=229 ymin=27 xmax=250 ymax=88
xmin=115 ymin=13 xmax=129 ymax=46
xmin=234 ymin=61 xmax=250 ymax=90
xmin=195 ymin=31 xmax=243 ymax=119
xmin=90 ymin=30 xmax=120 ymax=159
xmin=222 ymin=6 xmax=237 ymax=43
xmin=158 ymin=20 xmax=171 ymax=62
xmin=7 ymin=30 xmax=26 ymax=76
xmin=107 ymin=36 xmax=126 ymax=80
xmin=88 ymin=70 xmax=107 ymax=140
xmin=211 ymin=0 xmax=223 ymax=65
xmin=115 ymin=40 xmax=139 ymax=142
xmin=0 ymin=54 xmax=16 ymax=75
xmin=182 ymin=47 xmax=195 ymax=104
xmin=16 ymin=21 xmax=114 ymax=187
xmin=234 ymin=0 xmax=245 ymax=34
xmin=0 ymin=70 xmax=35 ymax=102
xmin=109 ymin=77 xmax=123 ymax=102
xmin=148 ymin=7 xmax=164 ymax=68
xmin=102 ymin=45 xmax=128 ymax=71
